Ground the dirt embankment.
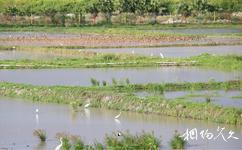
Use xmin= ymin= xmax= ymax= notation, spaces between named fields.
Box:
xmin=0 ymin=32 xmax=241 ymax=47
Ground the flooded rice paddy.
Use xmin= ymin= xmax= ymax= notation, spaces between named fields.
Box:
xmin=0 ymin=97 xmax=241 ymax=150
xmin=134 ymin=90 xmax=242 ymax=109
xmin=0 ymin=30 xmax=241 ymax=149
xmin=87 ymin=45 xmax=242 ymax=58
xmin=0 ymin=67 xmax=241 ymax=86
xmin=0 ymin=45 xmax=241 ymax=60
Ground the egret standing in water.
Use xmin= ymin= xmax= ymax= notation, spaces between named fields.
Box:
xmin=55 ymin=138 xmax=63 ymax=150
xmin=115 ymin=112 xmax=122 ymax=119
xmin=150 ymin=53 xmax=153 ymax=57
xmin=160 ymin=52 xmax=164 ymax=58
xmin=131 ymin=50 xmax=135 ymax=54
xmin=35 ymin=108 xmax=39 ymax=113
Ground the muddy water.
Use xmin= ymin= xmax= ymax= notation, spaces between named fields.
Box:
xmin=87 ymin=45 xmax=242 ymax=58
xmin=0 ymin=67 xmax=241 ymax=86
xmin=0 ymin=97 xmax=241 ymax=150
xmin=135 ymin=90 xmax=242 ymax=109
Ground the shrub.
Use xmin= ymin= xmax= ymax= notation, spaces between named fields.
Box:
xmin=33 ymin=129 xmax=47 ymax=142
xmin=170 ymin=131 xmax=186 ymax=149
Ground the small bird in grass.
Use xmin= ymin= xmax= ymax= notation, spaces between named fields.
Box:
xmin=117 ymin=132 xmax=122 ymax=136
xmin=115 ymin=112 xmax=122 ymax=119
xmin=55 ymin=137 xmax=63 ymax=150
xmin=160 ymin=52 xmax=164 ymax=58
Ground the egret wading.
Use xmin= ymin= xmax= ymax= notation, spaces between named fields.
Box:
xmin=115 ymin=112 xmax=122 ymax=119
xmin=84 ymin=103 xmax=90 ymax=108
xmin=55 ymin=137 xmax=63 ymax=150
xmin=160 ymin=52 xmax=164 ymax=58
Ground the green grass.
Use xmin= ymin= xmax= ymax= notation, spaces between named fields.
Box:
xmin=0 ymin=23 xmax=241 ymax=35
xmin=33 ymin=129 xmax=47 ymax=142
xmin=53 ymin=131 xmax=160 ymax=150
xmin=170 ymin=131 xmax=186 ymax=149
xmin=1 ymin=81 xmax=242 ymax=125
xmin=0 ymin=53 xmax=241 ymax=71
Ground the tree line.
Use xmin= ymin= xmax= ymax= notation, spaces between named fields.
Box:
xmin=0 ymin=0 xmax=241 ymax=25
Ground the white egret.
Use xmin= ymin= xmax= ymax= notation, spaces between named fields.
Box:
xmin=84 ymin=103 xmax=90 ymax=108
xmin=115 ymin=112 xmax=121 ymax=119
xmin=35 ymin=108 xmax=39 ymax=113
xmin=131 ymin=50 xmax=135 ymax=54
xmin=150 ymin=53 xmax=153 ymax=57
xmin=159 ymin=52 xmax=164 ymax=58
xmin=84 ymin=108 xmax=91 ymax=119
xmin=55 ymin=138 xmax=63 ymax=150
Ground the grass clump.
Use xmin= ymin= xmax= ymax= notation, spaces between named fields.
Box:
xmin=105 ymin=131 xmax=160 ymax=149
xmin=90 ymin=78 xmax=100 ymax=86
xmin=33 ymin=129 xmax=47 ymax=142
xmin=170 ymin=131 xmax=186 ymax=149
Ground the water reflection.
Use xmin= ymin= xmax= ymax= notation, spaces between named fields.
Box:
xmin=0 ymin=97 xmax=241 ymax=150
xmin=0 ymin=67 xmax=241 ymax=86
xmin=134 ymin=90 xmax=242 ymax=109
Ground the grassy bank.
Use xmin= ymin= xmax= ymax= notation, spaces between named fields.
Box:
xmin=0 ymin=53 xmax=241 ymax=71
xmin=0 ymin=81 xmax=241 ymax=125
xmin=0 ymin=23 xmax=241 ymax=35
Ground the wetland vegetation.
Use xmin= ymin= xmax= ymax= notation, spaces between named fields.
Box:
xmin=0 ymin=48 xmax=241 ymax=71
xmin=1 ymin=81 xmax=241 ymax=125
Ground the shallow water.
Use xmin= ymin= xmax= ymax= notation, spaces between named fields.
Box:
xmin=87 ymin=45 xmax=242 ymax=58
xmin=0 ymin=51 xmax=59 ymax=60
xmin=135 ymin=90 xmax=242 ymax=109
xmin=0 ymin=67 xmax=241 ymax=86
xmin=0 ymin=97 xmax=241 ymax=150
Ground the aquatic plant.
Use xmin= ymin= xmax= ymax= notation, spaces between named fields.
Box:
xmin=205 ymin=96 xmax=212 ymax=103
xmin=90 ymin=78 xmax=100 ymax=86
xmin=112 ymin=78 xmax=117 ymax=85
xmin=170 ymin=131 xmax=186 ymax=149
xmin=33 ymin=129 xmax=47 ymax=142
xmin=73 ymin=139 xmax=85 ymax=150
xmin=125 ymin=78 xmax=130 ymax=85
xmin=62 ymin=137 xmax=71 ymax=150
xmin=105 ymin=131 xmax=160 ymax=149
xmin=102 ymin=80 xmax=107 ymax=86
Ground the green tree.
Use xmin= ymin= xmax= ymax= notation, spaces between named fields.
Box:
xmin=98 ymin=0 xmax=114 ymax=23
xmin=86 ymin=0 xmax=99 ymax=23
